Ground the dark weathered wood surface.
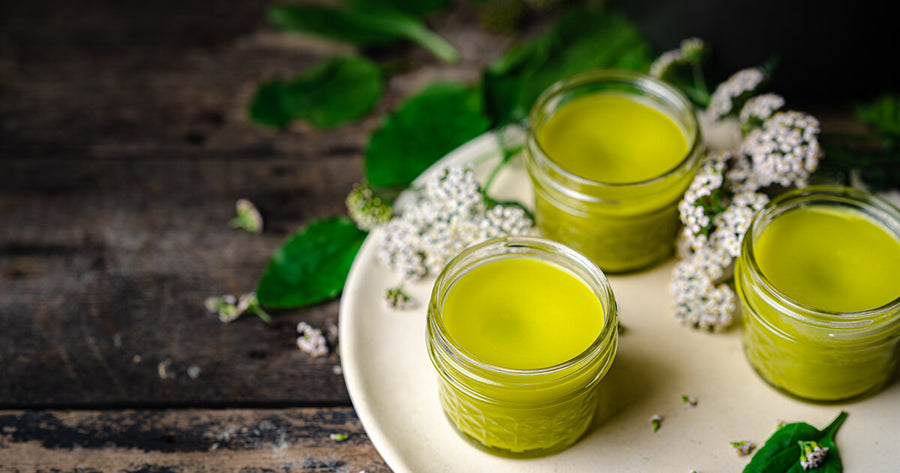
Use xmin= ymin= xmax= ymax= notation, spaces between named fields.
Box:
xmin=0 ymin=0 xmax=507 ymax=407
xmin=0 ymin=408 xmax=390 ymax=472
xmin=0 ymin=0 xmax=511 ymax=470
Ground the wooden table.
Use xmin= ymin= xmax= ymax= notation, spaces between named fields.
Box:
xmin=0 ymin=1 xmax=514 ymax=471
xmin=0 ymin=1 xmax=876 ymax=472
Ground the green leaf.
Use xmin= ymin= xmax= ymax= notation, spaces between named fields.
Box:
xmin=249 ymin=56 xmax=383 ymax=129
xmin=267 ymin=4 xmax=458 ymax=63
xmin=743 ymin=412 xmax=848 ymax=473
xmin=743 ymin=423 xmax=819 ymax=473
xmin=482 ymin=5 xmax=653 ymax=126
xmin=365 ymin=82 xmax=491 ymax=187
xmin=257 ymin=217 xmax=367 ymax=308
xmin=854 ymin=93 xmax=900 ymax=137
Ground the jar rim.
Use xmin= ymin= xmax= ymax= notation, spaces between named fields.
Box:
xmin=428 ymin=236 xmax=618 ymax=377
xmin=741 ymin=185 xmax=900 ymax=326
xmin=526 ymin=69 xmax=703 ymax=190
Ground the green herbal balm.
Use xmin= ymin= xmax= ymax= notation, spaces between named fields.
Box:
xmin=427 ymin=237 xmax=618 ymax=458
xmin=526 ymin=70 xmax=703 ymax=273
xmin=736 ymin=186 xmax=900 ymax=402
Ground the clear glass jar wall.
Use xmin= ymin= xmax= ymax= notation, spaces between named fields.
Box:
xmin=427 ymin=237 xmax=618 ymax=457
xmin=735 ymin=186 xmax=900 ymax=402
xmin=525 ymin=69 xmax=703 ymax=273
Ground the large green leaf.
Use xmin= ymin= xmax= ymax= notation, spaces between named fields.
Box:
xmin=743 ymin=412 xmax=848 ymax=473
xmin=267 ymin=4 xmax=458 ymax=63
xmin=482 ymin=5 xmax=653 ymax=126
xmin=249 ymin=56 xmax=383 ymax=129
xmin=257 ymin=217 xmax=367 ymax=308
xmin=365 ymin=82 xmax=491 ymax=187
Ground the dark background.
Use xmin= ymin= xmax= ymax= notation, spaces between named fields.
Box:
xmin=618 ymin=0 xmax=900 ymax=105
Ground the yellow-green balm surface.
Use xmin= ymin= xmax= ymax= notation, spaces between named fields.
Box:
xmin=526 ymin=71 xmax=702 ymax=274
xmin=537 ymin=94 xmax=689 ymax=183
xmin=755 ymin=206 xmax=900 ymax=312
xmin=443 ymin=258 xmax=604 ymax=370
xmin=738 ymin=194 xmax=900 ymax=402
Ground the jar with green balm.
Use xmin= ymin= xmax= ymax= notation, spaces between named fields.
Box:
xmin=427 ymin=236 xmax=618 ymax=457
xmin=525 ymin=69 xmax=703 ymax=273
xmin=736 ymin=186 xmax=900 ymax=402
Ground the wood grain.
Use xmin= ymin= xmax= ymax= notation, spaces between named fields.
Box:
xmin=0 ymin=408 xmax=390 ymax=472
xmin=0 ymin=0 xmax=509 ymax=407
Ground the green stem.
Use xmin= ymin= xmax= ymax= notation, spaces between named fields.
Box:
xmin=251 ymin=305 xmax=273 ymax=323
xmin=820 ymin=411 xmax=848 ymax=442
xmin=398 ymin=21 xmax=459 ymax=64
xmin=482 ymin=130 xmax=523 ymax=202
xmin=689 ymin=59 xmax=710 ymax=107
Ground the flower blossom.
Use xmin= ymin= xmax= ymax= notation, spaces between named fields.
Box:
xmin=740 ymin=111 xmax=822 ymax=188
xmin=706 ymin=68 xmax=765 ymax=122
xmin=346 ymin=182 xmax=392 ymax=231
xmin=376 ymin=166 xmax=533 ymax=281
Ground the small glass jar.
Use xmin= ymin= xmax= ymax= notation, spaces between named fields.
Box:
xmin=525 ymin=69 xmax=704 ymax=273
xmin=735 ymin=186 xmax=900 ymax=402
xmin=426 ymin=236 xmax=618 ymax=458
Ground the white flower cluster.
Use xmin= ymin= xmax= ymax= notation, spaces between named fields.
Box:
xmin=670 ymin=249 xmax=736 ymax=331
xmin=739 ymin=93 xmax=785 ymax=126
xmin=377 ymin=166 xmax=533 ymax=281
xmin=296 ymin=321 xmax=329 ymax=357
xmin=649 ymin=37 xmax=706 ymax=79
xmin=384 ymin=285 xmax=416 ymax=310
xmin=799 ymin=441 xmax=830 ymax=470
xmin=229 ymin=198 xmax=263 ymax=234
xmin=705 ymin=68 xmax=765 ymax=122
xmin=741 ymin=111 xmax=822 ymax=188
xmin=204 ymin=292 xmax=270 ymax=323
xmin=649 ymin=50 xmax=683 ymax=79
xmin=731 ymin=440 xmax=757 ymax=456
xmin=346 ymin=182 xmax=392 ymax=231
xmin=709 ymin=191 xmax=770 ymax=257
xmin=678 ymin=151 xmax=728 ymax=250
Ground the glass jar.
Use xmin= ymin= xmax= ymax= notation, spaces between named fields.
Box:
xmin=525 ymin=69 xmax=704 ymax=273
xmin=426 ymin=236 xmax=618 ymax=458
xmin=735 ymin=186 xmax=900 ymax=402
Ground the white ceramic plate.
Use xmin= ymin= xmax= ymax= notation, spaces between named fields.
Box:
xmin=339 ymin=132 xmax=899 ymax=473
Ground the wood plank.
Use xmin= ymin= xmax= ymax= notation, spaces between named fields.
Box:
xmin=0 ymin=0 xmax=508 ymax=407
xmin=1 ymin=156 xmax=356 ymax=406
xmin=0 ymin=407 xmax=391 ymax=472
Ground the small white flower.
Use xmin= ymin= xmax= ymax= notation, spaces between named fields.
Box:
xmin=650 ymin=37 xmax=705 ymax=79
xmin=650 ymin=414 xmax=663 ymax=432
xmin=680 ymin=37 xmax=706 ymax=61
xmin=799 ymin=440 xmax=830 ymax=470
xmin=670 ymin=249 xmax=736 ymax=331
xmin=650 ymin=49 xmax=684 ymax=79
xmin=709 ymin=191 xmax=769 ymax=258
xmin=739 ymin=93 xmax=786 ymax=127
xmin=384 ymin=285 xmax=416 ymax=310
xmin=682 ymin=394 xmax=698 ymax=408
xmin=297 ymin=322 xmax=329 ymax=357
xmin=731 ymin=440 xmax=756 ymax=456
xmin=706 ymin=68 xmax=765 ymax=122
xmin=205 ymin=294 xmax=241 ymax=323
xmin=346 ymin=182 xmax=392 ymax=231
xmin=376 ymin=166 xmax=533 ymax=281
xmin=230 ymin=198 xmax=263 ymax=234
xmin=740 ymin=111 xmax=822 ymax=188
xmin=678 ymin=151 xmax=730 ymax=250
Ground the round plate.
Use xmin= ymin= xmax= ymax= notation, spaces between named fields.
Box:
xmin=339 ymin=132 xmax=899 ymax=472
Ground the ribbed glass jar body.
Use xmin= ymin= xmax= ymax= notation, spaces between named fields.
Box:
xmin=426 ymin=237 xmax=618 ymax=457
xmin=735 ymin=186 xmax=900 ymax=402
xmin=525 ymin=70 xmax=703 ymax=273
